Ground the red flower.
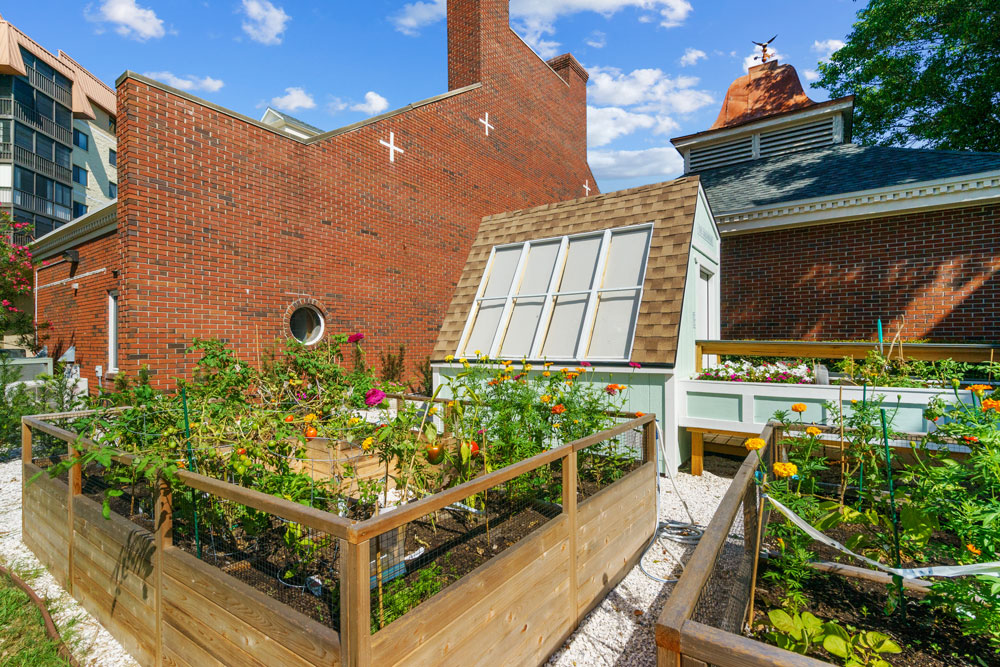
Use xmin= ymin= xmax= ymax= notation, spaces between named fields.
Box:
xmin=551 ymin=404 xmax=566 ymax=415
xmin=348 ymin=333 xmax=365 ymax=343
xmin=963 ymin=435 xmax=980 ymax=444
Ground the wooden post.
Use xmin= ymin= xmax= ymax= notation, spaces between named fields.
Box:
xmin=562 ymin=450 xmax=578 ymax=625
xmin=694 ymin=343 xmax=704 ymax=373
xmin=642 ymin=418 xmax=657 ymax=465
xmin=690 ymin=431 xmax=704 ymax=477
xmin=67 ymin=440 xmax=82 ymax=595
xmin=20 ymin=419 xmax=31 ymax=464
xmin=154 ymin=478 xmax=172 ymax=666
xmin=340 ymin=538 xmax=372 ymax=667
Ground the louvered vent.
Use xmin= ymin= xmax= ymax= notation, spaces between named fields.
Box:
xmin=759 ymin=119 xmax=834 ymax=158
xmin=688 ymin=137 xmax=753 ymax=172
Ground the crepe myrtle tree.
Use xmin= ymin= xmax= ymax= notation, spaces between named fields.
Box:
xmin=0 ymin=211 xmax=40 ymax=348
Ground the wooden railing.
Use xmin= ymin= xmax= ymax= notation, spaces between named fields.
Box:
xmin=695 ymin=339 xmax=998 ymax=371
xmin=22 ymin=404 xmax=657 ymax=667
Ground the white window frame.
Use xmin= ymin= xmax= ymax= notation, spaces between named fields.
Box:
xmin=107 ymin=290 xmax=119 ymax=373
xmin=456 ymin=223 xmax=653 ymax=362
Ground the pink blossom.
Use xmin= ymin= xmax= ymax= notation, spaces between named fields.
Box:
xmin=364 ymin=388 xmax=386 ymax=407
xmin=580 ymin=361 xmax=592 ymax=367
xmin=348 ymin=333 xmax=365 ymax=343
xmin=629 ymin=362 xmax=642 ymax=369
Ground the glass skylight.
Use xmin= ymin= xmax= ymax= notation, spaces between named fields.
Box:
xmin=457 ymin=225 xmax=652 ymax=361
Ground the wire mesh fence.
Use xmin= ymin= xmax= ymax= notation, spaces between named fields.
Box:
xmin=172 ymin=494 xmax=343 ymax=631
xmin=78 ymin=460 xmax=158 ymax=532
xmin=576 ymin=420 xmax=645 ymax=501
xmin=369 ymin=458 xmax=564 ymax=634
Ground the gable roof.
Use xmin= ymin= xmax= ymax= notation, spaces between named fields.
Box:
xmin=699 ymin=143 xmax=1000 ymax=214
xmin=432 ymin=177 xmax=704 ymax=366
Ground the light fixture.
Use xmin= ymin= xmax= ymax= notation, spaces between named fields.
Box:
xmin=62 ymin=249 xmax=79 ymax=264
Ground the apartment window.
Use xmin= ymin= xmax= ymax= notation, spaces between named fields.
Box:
xmin=108 ymin=149 xmax=117 ymax=167
xmin=13 ymin=79 xmax=33 ymax=110
xmin=35 ymin=134 xmax=53 ymax=161
xmin=73 ymin=201 xmax=87 ymax=218
xmin=13 ymin=166 xmax=32 ymax=192
xmin=458 ymin=225 xmax=652 ymax=360
xmin=54 ymin=104 xmax=72 ymax=130
xmin=72 ymin=165 xmax=87 ymax=185
xmin=14 ymin=123 xmax=33 ymax=151
xmin=108 ymin=182 xmax=117 ymax=198
xmin=0 ymin=119 xmax=9 ymax=143
xmin=73 ymin=129 xmax=89 ymax=150
xmin=54 ymin=182 xmax=71 ymax=207
xmin=108 ymin=291 xmax=119 ymax=373
xmin=35 ymin=175 xmax=53 ymax=201
xmin=54 ymin=144 xmax=71 ymax=169
xmin=108 ymin=117 xmax=117 ymax=134
xmin=35 ymin=93 xmax=54 ymax=120
xmin=34 ymin=215 xmax=54 ymax=237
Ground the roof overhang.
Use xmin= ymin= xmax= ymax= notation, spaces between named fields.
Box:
xmin=30 ymin=201 xmax=117 ymax=260
xmin=671 ymin=97 xmax=854 ymax=150
xmin=715 ymin=169 xmax=1000 ymax=235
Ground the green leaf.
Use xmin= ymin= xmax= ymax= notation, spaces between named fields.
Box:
xmin=865 ymin=632 xmax=902 ymax=654
xmin=900 ymin=505 xmax=937 ymax=545
xmin=768 ymin=609 xmax=796 ymax=634
xmin=106 ymin=489 xmax=124 ymax=497
xmin=800 ymin=611 xmax=823 ymax=634
xmin=823 ymin=633 xmax=850 ymax=658
xmin=101 ymin=500 xmax=111 ymax=520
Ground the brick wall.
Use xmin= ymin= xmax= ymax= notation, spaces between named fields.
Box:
xmin=721 ymin=204 xmax=1000 ymax=342
xmin=35 ymin=231 xmax=120 ymax=386
xmin=41 ymin=0 xmax=594 ymax=389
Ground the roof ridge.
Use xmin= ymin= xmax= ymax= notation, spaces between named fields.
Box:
xmin=57 ymin=50 xmax=114 ymax=95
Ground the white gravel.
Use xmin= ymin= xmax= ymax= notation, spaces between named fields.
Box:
xmin=546 ymin=455 xmax=741 ymax=667
xmin=0 ymin=457 xmax=140 ymax=667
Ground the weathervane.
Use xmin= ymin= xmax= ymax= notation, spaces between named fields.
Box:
xmin=752 ymin=34 xmax=778 ymax=63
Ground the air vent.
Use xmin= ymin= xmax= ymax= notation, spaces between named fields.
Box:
xmin=688 ymin=137 xmax=754 ymax=172
xmin=759 ymin=119 xmax=834 ymax=158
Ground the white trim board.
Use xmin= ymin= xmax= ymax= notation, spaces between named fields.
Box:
xmin=716 ymin=169 xmax=1000 ymax=235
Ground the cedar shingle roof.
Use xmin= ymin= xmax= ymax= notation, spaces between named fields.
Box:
xmin=433 ymin=177 xmax=704 ymax=366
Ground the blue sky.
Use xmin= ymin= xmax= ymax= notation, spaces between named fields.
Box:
xmin=4 ymin=0 xmax=863 ymax=191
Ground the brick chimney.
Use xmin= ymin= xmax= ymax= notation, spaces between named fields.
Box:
xmin=448 ymin=0 xmax=509 ymax=90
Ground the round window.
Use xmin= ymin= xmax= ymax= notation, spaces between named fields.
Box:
xmin=289 ymin=306 xmax=324 ymax=344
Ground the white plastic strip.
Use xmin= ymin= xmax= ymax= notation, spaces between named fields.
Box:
xmin=765 ymin=494 xmax=1000 ymax=579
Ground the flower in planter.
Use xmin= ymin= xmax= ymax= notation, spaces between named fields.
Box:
xmin=551 ymin=404 xmax=566 ymax=415
xmin=805 ymin=426 xmax=821 ymax=436
xmin=445 ymin=354 xmax=454 ymax=362
xmin=365 ymin=388 xmax=387 ymax=406
xmin=540 ymin=394 xmax=552 ymax=404
xmin=966 ymin=384 xmax=992 ymax=396
xmin=982 ymin=399 xmax=1000 ymax=411
xmin=629 ymin=362 xmax=641 ymax=368
xmin=635 ymin=411 xmax=645 ymax=417
xmin=304 ymin=413 xmax=318 ymax=423
xmin=362 ymin=437 xmax=374 ymax=450
xmin=773 ymin=462 xmax=798 ymax=478
xmin=542 ymin=371 xmax=551 ymax=377
xmin=791 ymin=403 xmax=807 ymax=413
xmin=348 ymin=332 xmax=365 ymax=343
xmin=967 ymin=543 xmax=982 ymax=557
xmin=744 ymin=437 xmax=766 ymax=451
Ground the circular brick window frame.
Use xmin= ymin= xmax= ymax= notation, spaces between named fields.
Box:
xmin=283 ymin=298 xmax=327 ymax=346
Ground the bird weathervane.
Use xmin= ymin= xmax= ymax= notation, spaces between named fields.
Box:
xmin=752 ymin=35 xmax=777 ymax=63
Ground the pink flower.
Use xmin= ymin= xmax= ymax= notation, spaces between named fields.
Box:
xmin=629 ymin=362 xmax=642 ymax=369
xmin=476 ymin=429 xmax=485 ymax=435
xmin=348 ymin=333 xmax=365 ymax=344
xmin=364 ymin=388 xmax=386 ymax=407
xmin=580 ymin=361 xmax=592 ymax=367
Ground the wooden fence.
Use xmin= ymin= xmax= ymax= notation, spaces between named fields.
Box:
xmin=21 ymin=407 xmax=658 ymax=667
xmin=694 ymin=339 xmax=998 ymax=372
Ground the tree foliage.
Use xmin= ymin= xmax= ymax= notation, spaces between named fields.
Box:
xmin=0 ymin=211 xmax=36 ymax=347
xmin=816 ymin=0 xmax=1000 ymax=151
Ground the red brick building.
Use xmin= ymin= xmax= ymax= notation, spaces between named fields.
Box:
xmin=671 ymin=59 xmax=1000 ymax=343
xmin=31 ymin=0 xmax=596 ymax=389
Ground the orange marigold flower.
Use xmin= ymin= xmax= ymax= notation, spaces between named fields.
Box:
xmin=744 ymin=437 xmax=766 ymax=451
xmin=791 ymin=403 xmax=807 ymax=413
xmin=773 ymin=462 xmax=798 ymax=478
xmin=981 ymin=398 xmax=1000 ymax=411
xmin=967 ymin=384 xmax=992 ymax=394
xmin=551 ymin=404 xmax=566 ymax=414
xmin=635 ymin=411 xmax=645 ymax=417
xmin=967 ymin=543 xmax=982 ymax=557
xmin=542 ymin=371 xmax=551 ymax=377
xmin=806 ymin=426 xmax=822 ymax=437
xmin=540 ymin=394 xmax=552 ymax=404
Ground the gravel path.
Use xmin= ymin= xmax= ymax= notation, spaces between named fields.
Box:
xmin=546 ymin=456 xmax=741 ymax=667
xmin=0 ymin=458 xmax=139 ymax=667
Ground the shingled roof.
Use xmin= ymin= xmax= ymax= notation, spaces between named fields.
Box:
xmin=433 ymin=177 xmax=704 ymax=367
xmin=699 ymin=143 xmax=1000 ymax=214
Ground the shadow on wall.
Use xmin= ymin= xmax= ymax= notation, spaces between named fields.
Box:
xmin=720 ymin=206 xmax=1000 ymax=343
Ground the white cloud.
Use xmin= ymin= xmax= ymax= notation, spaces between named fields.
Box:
xmin=588 ymin=146 xmax=683 ymax=180
xmin=803 ymin=69 xmax=820 ymax=82
xmin=270 ymin=87 xmax=315 ymax=112
xmin=588 ymin=66 xmax=713 ymax=115
xmin=587 ymin=106 xmax=655 ymax=147
xmin=392 ymin=1 xmax=693 ymax=57
xmin=742 ymin=45 xmax=785 ymax=71
xmin=812 ymin=39 xmax=845 ymax=60
xmin=679 ymin=47 xmax=706 ymax=67
xmin=143 ymin=71 xmax=224 ymax=93
xmin=88 ymin=0 xmax=165 ymax=41
xmin=586 ymin=31 xmax=606 ymax=48
xmin=391 ymin=0 xmax=446 ymax=36
xmin=327 ymin=98 xmax=347 ymax=113
xmin=351 ymin=91 xmax=390 ymax=116
xmin=241 ymin=0 xmax=290 ymax=45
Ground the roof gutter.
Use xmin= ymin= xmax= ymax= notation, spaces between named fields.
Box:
xmin=30 ymin=201 xmax=117 ymax=260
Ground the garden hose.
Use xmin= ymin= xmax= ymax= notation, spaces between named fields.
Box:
xmin=638 ymin=422 xmax=705 ymax=584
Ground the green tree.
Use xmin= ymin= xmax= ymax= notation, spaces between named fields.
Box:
xmin=816 ymin=0 xmax=1000 ymax=151
xmin=0 ymin=211 xmax=37 ymax=348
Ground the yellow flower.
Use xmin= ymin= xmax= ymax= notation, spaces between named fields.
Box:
xmin=524 ymin=364 xmax=533 ymax=371
xmin=540 ymin=394 xmax=552 ymax=404
xmin=565 ymin=380 xmax=574 ymax=386
xmin=445 ymin=354 xmax=455 ymax=362
xmin=362 ymin=437 xmax=374 ymax=450
xmin=463 ymin=361 xmax=471 ymax=368
xmin=806 ymin=426 xmax=821 ymax=437
xmin=347 ymin=417 xmax=361 ymax=426
xmin=447 ymin=400 xmax=456 ymax=408
xmin=773 ymin=462 xmax=798 ymax=478
xmin=304 ymin=413 xmax=318 ymax=423
xmin=552 ymin=423 xmax=562 ymax=429
xmin=967 ymin=543 xmax=982 ymax=556
xmin=851 ymin=399 xmax=858 ymax=405
xmin=458 ymin=357 xmax=467 ymax=364
xmin=791 ymin=403 xmax=807 ymax=413
xmin=777 ymin=537 xmax=785 ymax=550
xmin=744 ymin=437 xmax=766 ymax=451
xmin=544 ymin=362 xmax=553 ymax=367
xmin=474 ymin=349 xmax=482 ymax=355
xmin=428 ymin=406 xmax=438 ymax=416
xmin=542 ymin=371 xmax=551 ymax=377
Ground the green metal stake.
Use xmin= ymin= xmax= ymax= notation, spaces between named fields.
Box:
xmin=880 ymin=408 xmax=905 ymax=617
xmin=181 ymin=385 xmax=201 ymax=559
xmin=858 ymin=382 xmax=867 ymax=498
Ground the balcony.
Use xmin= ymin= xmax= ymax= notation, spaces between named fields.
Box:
xmin=12 ymin=145 xmax=72 ymax=184
xmin=6 ymin=100 xmax=73 ymax=146
xmin=0 ymin=99 xmax=10 ymax=117
xmin=0 ymin=141 xmax=10 ymax=161
xmin=24 ymin=65 xmax=73 ymax=108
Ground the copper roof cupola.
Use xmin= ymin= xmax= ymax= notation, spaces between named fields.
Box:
xmin=672 ymin=58 xmax=854 ymax=174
